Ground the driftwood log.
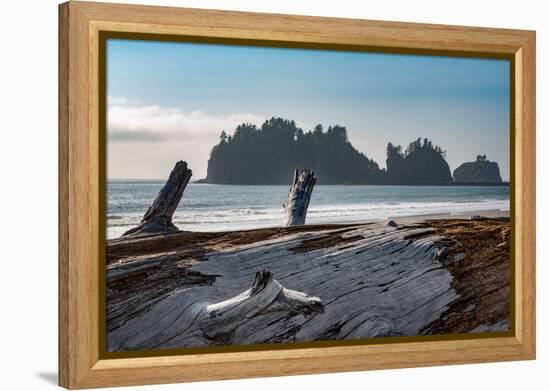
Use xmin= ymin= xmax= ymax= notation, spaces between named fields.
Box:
xmin=282 ymin=169 xmax=316 ymax=227
xmin=106 ymin=218 xmax=510 ymax=351
xmin=201 ymin=270 xmax=324 ymax=341
xmin=123 ymin=161 xmax=192 ymax=236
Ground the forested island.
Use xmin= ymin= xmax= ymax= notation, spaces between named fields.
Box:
xmin=202 ymin=117 xmax=504 ymax=185
xmin=205 ymin=118 xmax=383 ymax=184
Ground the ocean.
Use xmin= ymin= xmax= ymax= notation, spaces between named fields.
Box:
xmin=106 ymin=182 xmax=510 ymax=239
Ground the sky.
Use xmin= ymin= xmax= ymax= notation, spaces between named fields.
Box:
xmin=107 ymin=39 xmax=510 ymax=181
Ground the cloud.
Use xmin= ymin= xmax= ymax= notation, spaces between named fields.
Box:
xmin=107 ymin=103 xmax=266 ymax=143
xmin=106 ymin=101 xmax=267 ymax=179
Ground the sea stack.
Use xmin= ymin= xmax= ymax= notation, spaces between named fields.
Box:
xmin=385 ymin=138 xmax=453 ymax=184
xmin=453 ymin=155 xmax=502 ymax=184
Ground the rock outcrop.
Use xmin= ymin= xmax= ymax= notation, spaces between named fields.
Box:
xmin=385 ymin=139 xmax=453 ymax=184
xmin=453 ymin=156 xmax=502 ymax=184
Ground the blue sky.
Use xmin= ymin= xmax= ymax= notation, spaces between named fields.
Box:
xmin=107 ymin=38 xmax=510 ymax=180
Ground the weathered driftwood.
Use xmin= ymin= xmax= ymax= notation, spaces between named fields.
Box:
xmin=282 ymin=169 xmax=316 ymax=227
xmin=123 ymin=161 xmax=192 ymax=236
xmin=106 ymin=219 xmax=509 ymax=351
xmin=201 ymin=270 xmax=324 ymax=342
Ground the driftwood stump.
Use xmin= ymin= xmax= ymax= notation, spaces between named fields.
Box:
xmin=123 ymin=161 xmax=192 ymax=236
xmin=201 ymin=270 xmax=324 ymax=342
xmin=282 ymin=169 xmax=316 ymax=227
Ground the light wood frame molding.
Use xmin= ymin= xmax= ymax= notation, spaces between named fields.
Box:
xmin=59 ymin=1 xmax=536 ymax=389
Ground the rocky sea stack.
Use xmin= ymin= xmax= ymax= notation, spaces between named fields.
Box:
xmin=386 ymin=138 xmax=453 ymax=185
xmin=453 ymin=155 xmax=502 ymax=184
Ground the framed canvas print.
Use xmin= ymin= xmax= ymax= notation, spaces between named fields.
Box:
xmin=58 ymin=1 xmax=536 ymax=389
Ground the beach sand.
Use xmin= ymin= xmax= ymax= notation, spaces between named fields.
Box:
xmin=399 ymin=208 xmax=509 ymax=221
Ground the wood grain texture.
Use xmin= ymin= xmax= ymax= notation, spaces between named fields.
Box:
xmin=105 ymin=219 xmax=510 ymax=352
xmin=516 ymin=33 xmax=536 ymax=352
xmin=282 ymin=169 xmax=316 ymax=227
xmin=58 ymin=3 xmax=70 ymax=387
xmin=123 ymin=161 xmax=192 ymax=236
xmin=58 ymin=1 xmax=536 ymax=388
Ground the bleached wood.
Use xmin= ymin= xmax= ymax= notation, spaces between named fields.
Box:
xmin=123 ymin=161 xmax=191 ymax=236
xmin=201 ymin=270 xmax=324 ymax=342
xmin=282 ymin=169 xmax=316 ymax=227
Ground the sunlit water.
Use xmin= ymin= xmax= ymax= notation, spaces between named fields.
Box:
xmin=106 ymin=182 xmax=510 ymax=239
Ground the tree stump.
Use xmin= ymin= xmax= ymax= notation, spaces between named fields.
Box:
xmin=123 ymin=161 xmax=192 ymax=236
xmin=201 ymin=270 xmax=324 ymax=341
xmin=282 ymin=169 xmax=316 ymax=227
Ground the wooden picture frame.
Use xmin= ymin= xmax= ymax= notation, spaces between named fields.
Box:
xmin=59 ymin=1 xmax=536 ymax=389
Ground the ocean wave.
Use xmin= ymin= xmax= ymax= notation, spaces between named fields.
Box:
xmin=106 ymin=198 xmax=510 ymax=239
